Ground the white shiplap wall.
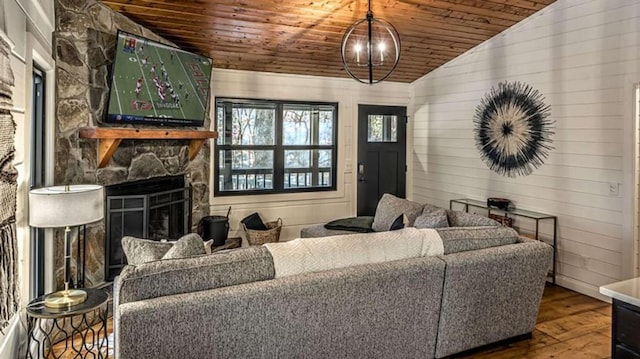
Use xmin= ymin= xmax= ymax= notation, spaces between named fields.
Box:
xmin=210 ymin=69 xmax=410 ymax=243
xmin=410 ymin=0 xmax=640 ymax=299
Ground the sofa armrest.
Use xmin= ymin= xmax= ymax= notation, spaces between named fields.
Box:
xmin=115 ymin=246 xmax=274 ymax=305
xmin=435 ymin=239 xmax=552 ymax=358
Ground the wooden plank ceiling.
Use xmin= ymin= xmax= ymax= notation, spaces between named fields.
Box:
xmin=101 ymin=0 xmax=557 ymax=83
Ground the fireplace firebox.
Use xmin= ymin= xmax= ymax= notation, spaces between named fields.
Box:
xmin=104 ymin=175 xmax=191 ymax=280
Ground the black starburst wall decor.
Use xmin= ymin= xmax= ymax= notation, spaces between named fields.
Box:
xmin=473 ymin=81 xmax=554 ymax=178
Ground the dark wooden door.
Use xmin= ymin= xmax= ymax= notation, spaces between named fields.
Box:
xmin=357 ymin=104 xmax=407 ymax=216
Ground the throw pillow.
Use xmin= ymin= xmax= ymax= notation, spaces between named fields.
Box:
xmin=122 ymin=233 xmax=208 ymax=265
xmin=372 ymin=193 xmax=424 ymax=232
xmin=121 ymin=237 xmax=174 ymax=265
xmin=324 ymin=216 xmax=374 ymax=233
xmin=421 ymin=203 xmax=442 ymax=215
xmin=446 ymin=210 xmax=500 ymax=227
xmin=414 ymin=209 xmax=449 ymax=229
xmin=204 ymin=239 xmax=214 ymax=254
xmin=162 ymin=233 xmax=207 ymax=260
xmin=389 ymin=214 xmax=405 ymax=231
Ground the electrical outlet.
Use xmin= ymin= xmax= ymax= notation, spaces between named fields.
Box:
xmin=609 ymin=183 xmax=619 ymax=196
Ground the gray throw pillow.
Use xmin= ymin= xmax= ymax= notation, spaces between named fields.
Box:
xmin=372 ymin=193 xmax=424 ymax=232
xmin=414 ymin=209 xmax=449 ymax=228
xmin=121 ymin=237 xmax=174 ymax=265
xmin=446 ymin=210 xmax=500 ymax=227
xmin=162 ymin=233 xmax=207 ymax=260
xmin=122 ymin=233 xmax=207 ymax=265
xmin=421 ymin=203 xmax=442 ymax=215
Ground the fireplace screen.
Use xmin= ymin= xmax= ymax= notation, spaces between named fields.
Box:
xmin=105 ymin=175 xmax=191 ymax=280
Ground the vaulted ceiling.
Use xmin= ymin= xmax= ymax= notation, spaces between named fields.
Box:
xmin=101 ymin=0 xmax=557 ymax=83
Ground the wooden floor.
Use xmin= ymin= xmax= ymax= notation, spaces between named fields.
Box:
xmin=456 ymin=284 xmax=612 ymax=359
xmin=52 ymin=284 xmax=612 ymax=358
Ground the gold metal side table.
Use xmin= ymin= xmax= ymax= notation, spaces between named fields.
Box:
xmin=25 ymin=288 xmax=109 ymax=359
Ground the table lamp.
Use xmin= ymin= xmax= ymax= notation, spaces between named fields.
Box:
xmin=29 ymin=184 xmax=104 ymax=308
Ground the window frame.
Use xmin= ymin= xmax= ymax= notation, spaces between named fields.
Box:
xmin=30 ymin=66 xmax=46 ymax=299
xmin=214 ymin=98 xmax=338 ymax=196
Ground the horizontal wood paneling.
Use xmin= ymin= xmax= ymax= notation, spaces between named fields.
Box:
xmin=100 ymin=0 xmax=557 ymax=83
xmin=410 ymin=0 xmax=639 ymax=298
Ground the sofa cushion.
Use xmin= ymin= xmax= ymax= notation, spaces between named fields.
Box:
xmin=435 ymin=226 xmax=519 ymax=254
xmin=372 ymin=193 xmax=424 ymax=232
xmin=446 ymin=210 xmax=500 ymax=227
xmin=122 ymin=233 xmax=207 ymax=265
xmin=414 ymin=208 xmax=449 ymax=228
xmin=117 ymin=246 xmax=275 ymax=304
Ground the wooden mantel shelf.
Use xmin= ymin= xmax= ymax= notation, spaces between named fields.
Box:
xmin=79 ymin=127 xmax=217 ymax=168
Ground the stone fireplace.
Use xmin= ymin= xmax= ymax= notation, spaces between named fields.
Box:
xmin=53 ymin=0 xmax=211 ymax=288
xmin=104 ymin=175 xmax=192 ymax=280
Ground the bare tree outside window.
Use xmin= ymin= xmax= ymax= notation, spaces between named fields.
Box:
xmin=215 ymin=99 xmax=337 ymax=195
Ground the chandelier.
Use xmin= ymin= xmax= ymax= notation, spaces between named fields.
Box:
xmin=341 ymin=0 xmax=401 ymax=84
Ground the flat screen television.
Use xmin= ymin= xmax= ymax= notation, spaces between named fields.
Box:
xmin=105 ymin=31 xmax=213 ymax=126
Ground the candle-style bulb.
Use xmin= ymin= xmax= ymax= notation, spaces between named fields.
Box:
xmin=378 ymin=42 xmax=386 ymax=62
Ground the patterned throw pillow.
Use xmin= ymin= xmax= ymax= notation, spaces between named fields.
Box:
xmin=372 ymin=193 xmax=424 ymax=232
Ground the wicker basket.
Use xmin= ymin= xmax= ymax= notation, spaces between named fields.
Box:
xmin=243 ymin=218 xmax=282 ymax=245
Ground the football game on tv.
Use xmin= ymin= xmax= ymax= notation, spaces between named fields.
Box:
xmin=105 ymin=31 xmax=213 ymax=126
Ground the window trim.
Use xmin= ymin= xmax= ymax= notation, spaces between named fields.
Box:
xmin=214 ymin=97 xmax=338 ymax=196
xmin=30 ymin=66 xmax=46 ymax=299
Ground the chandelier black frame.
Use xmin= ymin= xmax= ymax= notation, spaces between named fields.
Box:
xmin=340 ymin=0 xmax=401 ymax=84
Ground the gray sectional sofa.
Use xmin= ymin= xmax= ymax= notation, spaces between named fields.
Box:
xmin=114 ymin=224 xmax=552 ymax=358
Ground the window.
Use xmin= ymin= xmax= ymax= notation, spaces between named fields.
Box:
xmin=31 ymin=67 xmax=46 ymax=298
xmin=215 ymin=98 xmax=338 ymax=195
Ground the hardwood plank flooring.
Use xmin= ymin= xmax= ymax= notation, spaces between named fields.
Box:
xmin=51 ymin=284 xmax=611 ymax=358
xmin=454 ymin=285 xmax=612 ymax=359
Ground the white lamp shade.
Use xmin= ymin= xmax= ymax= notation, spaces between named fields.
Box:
xmin=29 ymin=184 xmax=104 ymax=228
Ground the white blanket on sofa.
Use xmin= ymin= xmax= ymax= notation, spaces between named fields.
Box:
xmin=264 ymin=227 xmax=444 ymax=278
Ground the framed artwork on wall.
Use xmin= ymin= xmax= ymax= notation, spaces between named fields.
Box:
xmin=473 ymin=81 xmax=554 ymax=178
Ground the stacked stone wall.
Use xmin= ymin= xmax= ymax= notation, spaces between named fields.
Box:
xmin=54 ymin=0 xmax=210 ymax=287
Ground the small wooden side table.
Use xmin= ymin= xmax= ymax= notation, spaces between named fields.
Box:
xmin=25 ymin=288 xmax=109 ymax=359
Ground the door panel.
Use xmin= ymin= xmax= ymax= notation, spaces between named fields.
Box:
xmin=381 ymin=151 xmax=398 ymax=195
xmin=357 ymin=105 xmax=407 ymax=216
xmin=361 ymin=151 xmax=380 ymax=216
